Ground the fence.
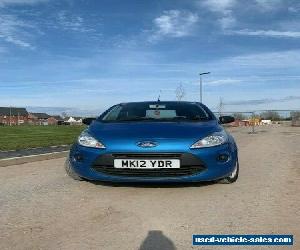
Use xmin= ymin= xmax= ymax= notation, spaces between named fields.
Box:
xmin=213 ymin=109 xmax=300 ymax=133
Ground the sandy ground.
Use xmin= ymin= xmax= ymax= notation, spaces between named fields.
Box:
xmin=0 ymin=125 xmax=299 ymax=250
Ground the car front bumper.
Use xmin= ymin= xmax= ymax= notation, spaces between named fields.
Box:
xmin=68 ymin=143 xmax=238 ymax=183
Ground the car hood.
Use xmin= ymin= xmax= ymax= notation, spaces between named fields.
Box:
xmin=88 ymin=120 xmax=221 ymax=148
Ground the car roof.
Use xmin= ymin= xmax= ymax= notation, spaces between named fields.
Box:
xmin=119 ymin=101 xmax=201 ymax=105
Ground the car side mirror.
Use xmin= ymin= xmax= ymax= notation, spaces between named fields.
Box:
xmin=82 ymin=117 xmax=96 ymax=125
xmin=219 ymin=116 xmax=235 ymax=124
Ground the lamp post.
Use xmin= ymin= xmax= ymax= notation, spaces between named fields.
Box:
xmin=199 ymin=72 xmax=210 ymax=103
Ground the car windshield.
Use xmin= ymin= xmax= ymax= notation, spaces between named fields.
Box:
xmin=100 ymin=102 xmax=212 ymax=122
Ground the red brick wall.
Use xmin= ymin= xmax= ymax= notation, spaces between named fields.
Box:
xmin=47 ymin=117 xmax=58 ymax=125
xmin=0 ymin=115 xmax=29 ymax=125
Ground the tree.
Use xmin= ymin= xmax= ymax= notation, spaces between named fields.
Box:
xmin=232 ymin=113 xmax=246 ymax=120
xmin=260 ymin=111 xmax=281 ymax=121
xmin=61 ymin=112 xmax=68 ymax=119
xmin=175 ymin=83 xmax=185 ymax=101
xmin=291 ymin=111 xmax=300 ymax=126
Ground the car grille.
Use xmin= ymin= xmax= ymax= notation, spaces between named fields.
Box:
xmin=91 ymin=153 xmax=206 ymax=178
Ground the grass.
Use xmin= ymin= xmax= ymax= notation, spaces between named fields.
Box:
xmin=0 ymin=125 xmax=86 ymax=151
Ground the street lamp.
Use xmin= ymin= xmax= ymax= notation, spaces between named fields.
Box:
xmin=199 ymin=72 xmax=210 ymax=103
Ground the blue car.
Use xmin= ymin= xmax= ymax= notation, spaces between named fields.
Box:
xmin=65 ymin=101 xmax=238 ymax=184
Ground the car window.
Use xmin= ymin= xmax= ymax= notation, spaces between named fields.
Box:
xmin=101 ymin=103 xmax=211 ymax=122
xmin=102 ymin=105 xmax=122 ymax=121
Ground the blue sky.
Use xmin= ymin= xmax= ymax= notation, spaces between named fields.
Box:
xmin=0 ymin=0 xmax=300 ymax=115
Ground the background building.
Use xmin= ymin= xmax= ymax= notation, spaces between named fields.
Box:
xmin=0 ymin=107 xmax=29 ymax=125
xmin=28 ymin=113 xmax=51 ymax=125
xmin=48 ymin=115 xmax=64 ymax=125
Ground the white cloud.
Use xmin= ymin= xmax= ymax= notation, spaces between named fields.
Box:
xmin=279 ymin=20 xmax=300 ymax=32
xmin=224 ymin=95 xmax=300 ymax=106
xmin=201 ymin=0 xmax=236 ymax=14
xmin=206 ymin=78 xmax=243 ymax=85
xmin=227 ymin=29 xmax=300 ymax=38
xmin=255 ymin=0 xmax=283 ymax=11
xmin=190 ymin=78 xmax=243 ymax=86
xmin=56 ymin=11 xmax=93 ymax=33
xmin=219 ymin=15 xmax=236 ymax=29
xmin=217 ymin=50 xmax=300 ymax=68
xmin=288 ymin=6 xmax=299 ymax=13
xmin=0 ymin=0 xmax=47 ymax=7
xmin=0 ymin=14 xmax=34 ymax=48
xmin=150 ymin=10 xmax=198 ymax=41
xmin=199 ymin=0 xmax=236 ymax=30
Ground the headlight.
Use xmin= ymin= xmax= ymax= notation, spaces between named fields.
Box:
xmin=78 ymin=130 xmax=105 ymax=148
xmin=190 ymin=131 xmax=227 ymax=148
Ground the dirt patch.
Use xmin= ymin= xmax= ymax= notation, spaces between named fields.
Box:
xmin=0 ymin=126 xmax=299 ymax=250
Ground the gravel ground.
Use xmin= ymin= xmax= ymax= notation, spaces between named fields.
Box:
xmin=0 ymin=125 xmax=299 ymax=250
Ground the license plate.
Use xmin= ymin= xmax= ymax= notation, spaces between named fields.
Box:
xmin=114 ymin=159 xmax=180 ymax=169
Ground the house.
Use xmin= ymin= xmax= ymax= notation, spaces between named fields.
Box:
xmin=261 ymin=119 xmax=272 ymax=125
xmin=228 ymin=119 xmax=250 ymax=127
xmin=241 ymin=120 xmax=251 ymax=126
xmin=48 ymin=115 xmax=64 ymax=125
xmin=29 ymin=113 xmax=65 ymax=125
xmin=29 ymin=113 xmax=51 ymax=125
xmin=64 ymin=116 xmax=83 ymax=125
xmin=0 ymin=107 xmax=29 ymax=125
xmin=73 ymin=117 xmax=83 ymax=124
xmin=249 ymin=118 xmax=261 ymax=126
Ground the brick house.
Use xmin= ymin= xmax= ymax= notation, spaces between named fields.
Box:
xmin=48 ymin=115 xmax=64 ymax=125
xmin=28 ymin=113 xmax=51 ymax=125
xmin=228 ymin=119 xmax=250 ymax=127
xmin=0 ymin=107 xmax=29 ymax=125
xmin=28 ymin=113 xmax=64 ymax=125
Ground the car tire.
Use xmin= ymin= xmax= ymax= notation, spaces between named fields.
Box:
xmin=65 ymin=158 xmax=83 ymax=181
xmin=218 ymin=159 xmax=239 ymax=184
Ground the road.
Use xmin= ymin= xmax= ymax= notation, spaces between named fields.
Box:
xmin=1 ymin=126 xmax=299 ymax=250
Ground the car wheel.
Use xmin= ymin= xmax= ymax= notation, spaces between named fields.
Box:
xmin=65 ymin=158 xmax=83 ymax=181
xmin=218 ymin=159 xmax=239 ymax=184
